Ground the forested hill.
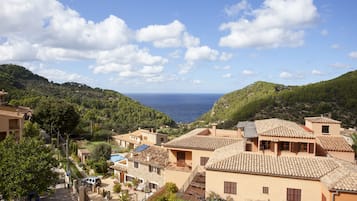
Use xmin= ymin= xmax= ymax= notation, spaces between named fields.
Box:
xmin=197 ymin=71 xmax=357 ymax=129
xmin=0 ymin=64 xmax=176 ymax=134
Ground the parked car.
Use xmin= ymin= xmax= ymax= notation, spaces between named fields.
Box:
xmin=81 ymin=176 xmax=101 ymax=187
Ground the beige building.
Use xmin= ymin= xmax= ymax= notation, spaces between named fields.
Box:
xmin=112 ymin=145 xmax=168 ymax=192
xmin=205 ymin=151 xmax=357 ymax=201
xmin=112 ymin=129 xmax=168 ymax=149
xmin=0 ymin=90 xmax=32 ymax=141
xmin=161 ymin=116 xmax=356 ymax=201
xmin=163 ymin=126 xmax=243 ymax=195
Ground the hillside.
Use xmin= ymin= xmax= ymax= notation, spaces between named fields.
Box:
xmin=0 ymin=64 xmax=176 ymax=135
xmin=197 ymin=71 xmax=357 ymax=128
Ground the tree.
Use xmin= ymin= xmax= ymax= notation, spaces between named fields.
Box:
xmin=23 ymin=121 xmax=41 ymax=138
xmin=0 ymin=136 xmax=59 ymax=200
xmin=352 ymin=133 xmax=357 ymax=157
xmin=34 ymin=98 xmax=80 ymax=135
xmin=91 ymin=143 xmax=112 ymax=161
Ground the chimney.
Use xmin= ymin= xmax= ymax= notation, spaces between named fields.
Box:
xmin=212 ymin=123 xmax=217 ymax=136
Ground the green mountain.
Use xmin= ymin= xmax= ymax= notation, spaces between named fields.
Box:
xmin=198 ymin=71 xmax=357 ymax=128
xmin=0 ymin=64 xmax=176 ymax=135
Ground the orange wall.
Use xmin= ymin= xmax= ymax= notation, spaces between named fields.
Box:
xmin=305 ymin=121 xmax=341 ymax=136
xmin=328 ymin=151 xmax=355 ymax=163
xmin=331 ymin=192 xmax=357 ymax=201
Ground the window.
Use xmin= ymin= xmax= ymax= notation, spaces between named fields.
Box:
xmin=308 ymin=143 xmax=314 ymax=153
xmin=300 ymin=143 xmax=307 ymax=152
xmin=246 ymin=143 xmax=252 ymax=151
xmin=149 ymin=182 xmax=158 ymax=190
xmin=200 ymin=157 xmax=209 ymax=166
xmin=287 ymin=188 xmax=301 ymax=201
xmin=160 ymin=137 xmax=164 ymax=142
xmin=280 ymin=142 xmax=290 ymax=151
xmin=262 ymin=186 xmax=269 ymax=194
xmin=260 ymin=141 xmax=270 ymax=150
xmin=0 ymin=132 xmax=6 ymax=141
xmin=224 ymin=181 xmax=237 ymax=194
xmin=125 ymin=175 xmax=134 ymax=182
xmin=149 ymin=165 xmax=160 ymax=175
xmin=134 ymin=161 xmax=139 ymax=168
xmin=322 ymin=125 xmax=329 ymax=134
xmin=9 ymin=119 xmax=19 ymax=129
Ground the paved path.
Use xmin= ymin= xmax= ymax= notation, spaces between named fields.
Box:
xmin=41 ymin=168 xmax=77 ymax=201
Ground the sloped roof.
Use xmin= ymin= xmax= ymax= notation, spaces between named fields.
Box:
xmin=317 ymin=136 xmax=354 ymax=152
xmin=255 ymin=118 xmax=314 ymax=139
xmin=164 ymin=135 xmax=241 ymax=151
xmin=206 ymin=152 xmax=339 ymax=180
xmin=126 ymin=146 xmax=168 ymax=168
xmin=305 ymin=116 xmax=341 ymax=124
xmin=320 ymin=159 xmax=357 ymax=192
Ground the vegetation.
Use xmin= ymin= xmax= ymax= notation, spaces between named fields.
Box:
xmin=147 ymin=182 xmax=182 ymax=201
xmin=34 ymin=98 xmax=80 ymax=135
xmin=0 ymin=64 xmax=176 ymax=137
xmin=0 ymin=136 xmax=58 ymax=200
xmin=352 ymin=133 xmax=357 ymax=157
xmin=113 ymin=183 xmax=122 ymax=193
xmin=23 ymin=121 xmax=41 ymax=138
xmin=197 ymin=71 xmax=357 ymax=129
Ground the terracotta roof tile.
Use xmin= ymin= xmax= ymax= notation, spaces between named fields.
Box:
xmin=305 ymin=116 xmax=341 ymax=124
xmin=126 ymin=146 xmax=168 ymax=168
xmin=255 ymin=118 xmax=314 ymax=138
xmin=206 ymin=152 xmax=339 ymax=180
xmin=321 ymin=159 xmax=357 ymax=192
xmin=317 ymin=136 xmax=354 ymax=152
xmin=164 ymin=135 xmax=241 ymax=151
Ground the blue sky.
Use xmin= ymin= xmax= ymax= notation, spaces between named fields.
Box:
xmin=1 ymin=0 xmax=356 ymax=93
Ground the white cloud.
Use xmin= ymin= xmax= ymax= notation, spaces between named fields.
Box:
xmin=349 ymin=51 xmax=357 ymax=59
xmin=331 ymin=44 xmax=340 ymax=49
xmin=320 ymin=29 xmax=328 ymax=36
xmin=219 ymin=52 xmax=233 ymax=61
xmin=27 ymin=65 xmax=90 ymax=83
xmin=312 ymin=69 xmax=323 ymax=75
xmin=242 ymin=69 xmax=255 ymax=75
xmin=192 ymin=80 xmax=201 ymax=84
xmin=224 ymin=0 xmax=251 ymax=17
xmin=329 ymin=62 xmax=351 ymax=68
xmin=136 ymin=20 xmax=199 ymax=48
xmin=214 ymin=65 xmax=231 ymax=70
xmin=219 ymin=0 xmax=318 ymax=48
xmin=169 ymin=50 xmax=181 ymax=59
xmin=92 ymin=45 xmax=167 ymax=80
xmin=136 ymin=20 xmax=184 ymax=47
xmin=222 ymin=73 xmax=232 ymax=78
xmin=185 ymin=46 xmax=219 ymax=62
xmin=280 ymin=71 xmax=293 ymax=79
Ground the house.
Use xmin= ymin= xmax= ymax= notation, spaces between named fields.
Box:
xmin=77 ymin=148 xmax=91 ymax=164
xmin=112 ymin=145 xmax=168 ymax=192
xmin=205 ymin=150 xmax=357 ymax=201
xmin=112 ymin=129 xmax=168 ymax=149
xmin=161 ymin=117 xmax=356 ymax=201
xmin=0 ymin=90 xmax=32 ymax=141
xmin=238 ymin=116 xmax=355 ymax=162
xmin=163 ymin=125 xmax=243 ymax=192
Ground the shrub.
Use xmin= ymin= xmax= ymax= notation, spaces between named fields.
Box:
xmin=113 ymin=183 xmax=121 ymax=193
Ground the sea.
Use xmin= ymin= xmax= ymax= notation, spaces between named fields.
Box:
xmin=125 ymin=93 xmax=223 ymax=123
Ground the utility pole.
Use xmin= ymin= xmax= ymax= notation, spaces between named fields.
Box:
xmin=66 ymin=133 xmax=71 ymax=188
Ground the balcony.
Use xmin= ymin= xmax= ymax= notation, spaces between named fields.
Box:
xmin=166 ymin=162 xmax=192 ymax=172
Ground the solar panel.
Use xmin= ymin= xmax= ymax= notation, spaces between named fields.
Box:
xmin=134 ymin=144 xmax=149 ymax=152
